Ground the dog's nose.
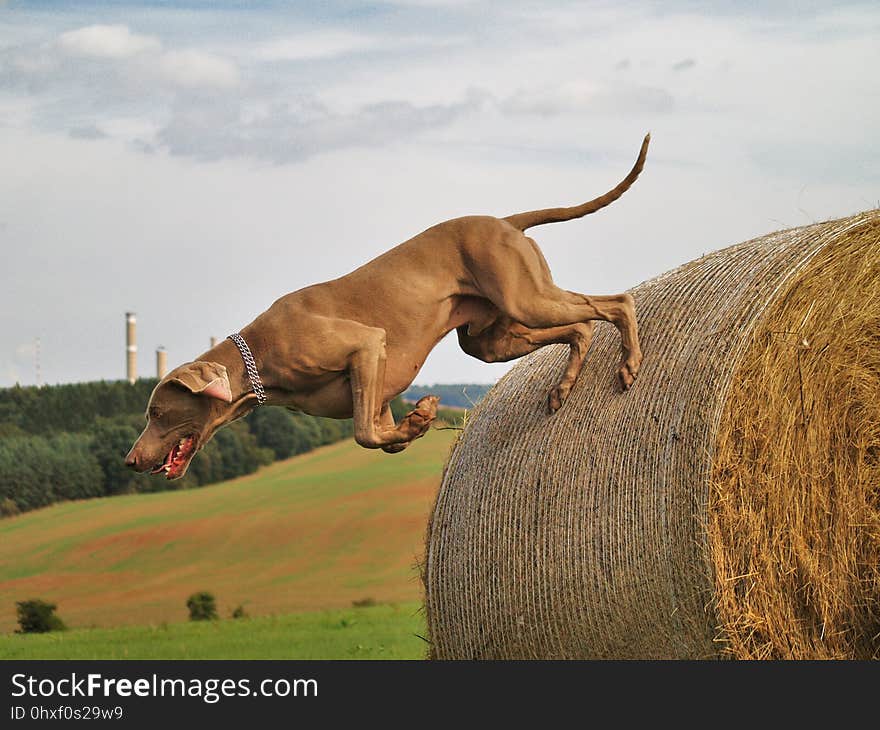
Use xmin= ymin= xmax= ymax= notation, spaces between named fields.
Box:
xmin=124 ymin=448 xmax=140 ymax=470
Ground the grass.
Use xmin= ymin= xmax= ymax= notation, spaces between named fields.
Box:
xmin=0 ymin=602 xmax=427 ymax=660
xmin=0 ymin=429 xmax=456 ymax=634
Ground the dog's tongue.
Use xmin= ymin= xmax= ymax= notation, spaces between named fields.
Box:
xmin=150 ymin=446 xmax=175 ymax=475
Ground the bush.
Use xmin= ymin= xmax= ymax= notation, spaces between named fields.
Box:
xmin=0 ymin=497 xmax=19 ymax=518
xmin=16 ymin=599 xmax=66 ymax=633
xmin=186 ymin=591 xmax=218 ymax=621
xmin=230 ymin=604 xmax=248 ymax=619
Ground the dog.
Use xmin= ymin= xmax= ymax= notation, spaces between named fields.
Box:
xmin=125 ymin=135 xmax=649 ymax=480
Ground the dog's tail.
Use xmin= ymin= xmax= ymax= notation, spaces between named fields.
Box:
xmin=503 ymin=133 xmax=650 ymax=232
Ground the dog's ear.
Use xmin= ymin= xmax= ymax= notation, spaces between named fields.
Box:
xmin=171 ymin=361 xmax=233 ymax=403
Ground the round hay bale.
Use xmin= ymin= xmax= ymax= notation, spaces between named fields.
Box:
xmin=424 ymin=210 xmax=880 ymax=659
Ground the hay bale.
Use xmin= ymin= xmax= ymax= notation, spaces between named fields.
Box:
xmin=424 ymin=210 xmax=880 ymax=659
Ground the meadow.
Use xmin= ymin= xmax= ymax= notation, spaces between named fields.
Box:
xmin=0 ymin=429 xmax=456 ymax=659
xmin=0 ymin=602 xmax=425 ymax=659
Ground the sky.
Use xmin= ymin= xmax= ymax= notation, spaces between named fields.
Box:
xmin=0 ymin=0 xmax=877 ymax=388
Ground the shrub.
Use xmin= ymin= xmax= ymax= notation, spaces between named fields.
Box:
xmin=0 ymin=497 xmax=19 ymax=518
xmin=16 ymin=599 xmax=66 ymax=633
xmin=352 ymin=597 xmax=377 ymax=608
xmin=186 ymin=591 xmax=218 ymax=621
xmin=230 ymin=604 xmax=248 ymax=619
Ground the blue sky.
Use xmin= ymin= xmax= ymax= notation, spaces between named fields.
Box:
xmin=1 ymin=0 xmax=878 ymax=386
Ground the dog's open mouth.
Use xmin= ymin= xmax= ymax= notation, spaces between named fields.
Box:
xmin=151 ymin=435 xmax=197 ymax=480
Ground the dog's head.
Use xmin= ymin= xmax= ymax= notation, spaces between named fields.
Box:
xmin=125 ymin=360 xmax=236 ymax=480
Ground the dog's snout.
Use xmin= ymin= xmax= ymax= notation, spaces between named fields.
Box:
xmin=124 ymin=447 xmax=141 ymax=470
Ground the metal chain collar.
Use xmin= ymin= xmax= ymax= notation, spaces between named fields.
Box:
xmin=227 ymin=333 xmax=267 ymax=405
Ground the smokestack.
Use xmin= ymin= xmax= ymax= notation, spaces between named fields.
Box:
xmin=156 ymin=346 xmax=167 ymax=380
xmin=210 ymin=336 xmax=217 ymax=348
xmin=126 ymin=312 xmax=137 ymax=384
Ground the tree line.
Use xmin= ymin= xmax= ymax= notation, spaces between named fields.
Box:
xmin=0 ymin=378 xmax=368 ymax=518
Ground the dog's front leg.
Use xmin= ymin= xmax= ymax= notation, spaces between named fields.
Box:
xmin=348 ymin=327 xmax=437 ymax=449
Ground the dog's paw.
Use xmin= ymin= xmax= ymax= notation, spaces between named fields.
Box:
xmin=415 ymin=395 xmax=440 ymax=411
xmin=617 ymin=353 xmax=642 ymax=391
xmin=399 ymin=395 xmax=439 ymax=440
xmin=382 ymin=442 xmax=409 ymax=454
xmin=547 ymin=386 xmax=568 ymax=414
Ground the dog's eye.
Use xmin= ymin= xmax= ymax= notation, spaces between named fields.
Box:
xmin=148 ymin=407 xmax=163 ymax=419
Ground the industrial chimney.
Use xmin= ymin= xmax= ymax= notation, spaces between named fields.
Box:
xmin=156 ymin=346 xmax=167 ymax=379
xmin=126 ymin=312 xmax=137 ymax=384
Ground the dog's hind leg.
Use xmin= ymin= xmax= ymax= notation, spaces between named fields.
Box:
xmin=457 ymin=317 xmax=595 ymax=413
xmin=509 ymin=291 xmax=640 ymax=390
xmin=466 ymin=230 xmax=641 ymax=388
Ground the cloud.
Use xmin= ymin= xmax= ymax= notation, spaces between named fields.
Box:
xmin=68 ymin=124 xmax=107 ymax=140
xmin=9 ymin=52 xmax=56 ymax=76
xmin=0 ymin=23 xmax=242 ymax=126
xmin=58 ymin=25 xmax=161 ymax=60
xmin=3 ymin=25 xmax=239 ymax=93
xmin=672 ymin=58 xmax=697 ymax=72
xmin=1 ymin=21 xmax=481 ymax=163
xmin=155 ymin=90 xmax=486 ymax=163
xmin=255 ymin=31 xmax=379 ymax=61
xmin=382 ymin=0 xmax=478 ymax=4
xmin=253 ymin=29 xmax=465 ymax=63
xmin=499 ymin=81 xmax=600 ymax=116
xmin=157 ymin=50 xmax=240 ymax=89
xmin=499 ymin=81 xmax=675 ymax=116
xmin=0 ymin=7 xmax=873 ymax=178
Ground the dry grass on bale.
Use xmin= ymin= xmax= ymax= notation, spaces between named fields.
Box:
xmin=709 ymin=220 xmax=880 ymax=659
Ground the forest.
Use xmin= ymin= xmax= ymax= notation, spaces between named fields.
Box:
xmin=0 ymin=379 xmax=363 ymax=517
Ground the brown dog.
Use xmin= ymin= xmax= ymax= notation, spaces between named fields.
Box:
xmin=126 ymin=135 xmax=650 ymax=479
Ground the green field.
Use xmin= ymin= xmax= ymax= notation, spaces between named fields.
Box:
xmin=0 ymin=602 xmax=426 ymax=660
xmin=0 ymin=429 xmax=455 ymax=659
